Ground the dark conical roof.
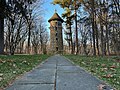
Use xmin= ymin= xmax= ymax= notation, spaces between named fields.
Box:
xmin=48 ymin=12 xmax=64 ymax=22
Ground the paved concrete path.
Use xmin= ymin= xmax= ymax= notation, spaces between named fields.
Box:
xmin=6 ymin=55 xmax=112 ymax=90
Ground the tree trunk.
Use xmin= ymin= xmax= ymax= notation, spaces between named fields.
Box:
xmin=28 ymin=25 xmax=31 ymax=54
xmin=20 ymin=41 xmax=25 ymax=54
xmin=27 ymin=11 xmax=32 ymax=54
xmin=75 ymin=0 xmax=79 ymax=55
xmin=43 ymin=44 xmax=47 ymax=54
xmin=69 ymin=22 xmax=74 ymax=54
xmin=94 ymin=12 xmax=99 ymax=55
xmin=0 ymin=0 xmax=6 ymax=54
xmin=105 ymin=21 xmax=110 ymax=55
xmin=0 ymin=18 xmax=4 ymax=54
xmin=91 ymin=0 xmax=96 ymax=55
xmin=95 ymin=25 xmax=99 ymax=55
xmin=100 ymin=23 xmax=105 ymax=56
xmin=34 ymin=46 xmax=38 ymax=54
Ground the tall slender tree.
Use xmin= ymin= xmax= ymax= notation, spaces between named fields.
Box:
xmin=0 ymin=0 xmax=6 ymax=54
xmin=0 ymin=0 xmax=38 ymax=55
xmin=52 ymin=0 xmax=81 ymax=54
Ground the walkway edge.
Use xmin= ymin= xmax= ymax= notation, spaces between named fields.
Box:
xmin=5 ymin=56 xmax=53 ymax=90
xmin=61 ymin=55 xmax=114 ymax=90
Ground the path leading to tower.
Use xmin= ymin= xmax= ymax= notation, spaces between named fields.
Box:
xmin=6 ymin=55 xmax=112 ymax=90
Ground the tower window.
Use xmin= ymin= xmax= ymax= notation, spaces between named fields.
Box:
xmin=58 ymin=22 xmax=61 ymax=26
xmin=56 ymin=38 xmax=58 ymax=41
xmin=56 ymin=47 xmax=58 ymax=51
xmin=55 ymin=22 xmax=57 ymax=25
xmin=56 ymin=33 xmax=58 ymax=36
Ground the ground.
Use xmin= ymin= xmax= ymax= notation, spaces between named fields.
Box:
xmin=65 ymin=55 xmax=120 ymax=90
xmin=0 ymin=54 xmax=119 ymax=90
xmin=0 ymin=54 xmax=50 ymax=89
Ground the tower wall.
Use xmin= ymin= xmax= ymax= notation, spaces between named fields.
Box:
xmin=49 ymin=20 xmax=63 ymax=53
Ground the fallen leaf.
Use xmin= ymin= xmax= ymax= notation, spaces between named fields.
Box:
xmin=98 ymin=84 xmax=106 ymax=90
xmin=110 ymin=65 xmax=116 ymax=68
xmin=101 ymin=64 xmax=106 ymax=67
xmin=0 ymin=77 xmax=2 ymax=81
xmin=0 ymin=88 xmax=4 ymax=90
xmin=13 ymin=71 xmax=16 ymax=74
xmin=101 ymin=68 xmax=108 ymax=72
xmin=0 ymin=59 xmax=3 ymax=63
xmin=7 ymin=60 xmax=14 ymax=63
xmin=96 ymin=63 xmax=100 ymax=66
xmin=0 ymin=73 xmax=3 ymax=77
xmin=116 ymin=59 xmax=120 ymax=63
xmin=0 ymin=60 xmax=5 ymax=63
xmin=13 ymin=64 xmax=16 ymax=67
xmin=110 ymin=68 xmax=116 ymax=71
xmin=102 ymin=74 xmax=113 ymax=78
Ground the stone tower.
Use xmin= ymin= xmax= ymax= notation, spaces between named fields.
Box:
xmin=48 ymin=11 xmax=64 ymax=53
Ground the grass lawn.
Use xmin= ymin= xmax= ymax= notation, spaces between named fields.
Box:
xmin=0 ymin=54 xmax=50 ymax=89
xmin=64 ymin=55 xmax=120 ymax=90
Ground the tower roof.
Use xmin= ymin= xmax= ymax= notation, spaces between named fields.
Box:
xmin=48 ymin=12 xmax=64 ymax=22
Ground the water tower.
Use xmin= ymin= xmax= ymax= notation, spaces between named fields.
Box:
xmin=48 ymin=11 xmax=64 ymax=53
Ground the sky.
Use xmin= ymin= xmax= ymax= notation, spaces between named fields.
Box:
xmin=36 ymin=0 xmax=86 ymax=45
xmin=43 ymin=0 xmax=64 ymax=27
xmin=42 ymin=0 xmax=68 ymax=44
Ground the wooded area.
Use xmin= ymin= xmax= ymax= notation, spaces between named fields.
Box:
xmin=53 ymin=0 xmax=120 ymax=56
xmin=0 ymin=0 xmax=48 ymax=55
xmin=0 ymin=0 xmax=120 ymax=56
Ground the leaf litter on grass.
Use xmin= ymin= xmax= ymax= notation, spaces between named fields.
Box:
xmin=65 ymin=55 xmax=120 ymax=90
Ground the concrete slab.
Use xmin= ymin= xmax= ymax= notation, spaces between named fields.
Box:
xmin=57 ymin=66 xmax=81 ymax=72
xmin=37 ymin=64 xmax=56 ymax=69
xmin=17 ymin=69 xmax=56 ymax=84
xmin=6 ymin=84 xmax=54 ymax=90
xmin=56 ymin=72 xmax=101 ymax=90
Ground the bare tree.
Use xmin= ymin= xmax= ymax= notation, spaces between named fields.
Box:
xmin=31 ymin=17 xmax=49 ymax=54
xmin=4 ymin=14 xmax=28 ymax=55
